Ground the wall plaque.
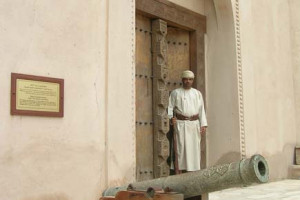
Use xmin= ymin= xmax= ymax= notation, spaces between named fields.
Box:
xmin=296 ymin=146 xmax=300 ymax=165
xmin=11 ymin=73 xmax=64 ymax=117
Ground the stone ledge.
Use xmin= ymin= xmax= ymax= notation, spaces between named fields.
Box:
xmin=288 ymin=165 xmax=300 ymax=179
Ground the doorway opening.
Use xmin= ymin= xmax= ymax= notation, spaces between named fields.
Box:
xmin=135 ymin=0 xmax=206 ymax=181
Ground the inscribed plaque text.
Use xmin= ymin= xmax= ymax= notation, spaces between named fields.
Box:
xmin=16 ymin=79 xmax=60 ymax=112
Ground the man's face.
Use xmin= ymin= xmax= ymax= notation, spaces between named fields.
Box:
xmin=182 ymin=78 xmax=194 ymax=89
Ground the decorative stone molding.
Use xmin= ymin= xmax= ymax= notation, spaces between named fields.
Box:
xmin=152 ymin=19 xmax=170 ymax=178
xmin=234 ymin=0 xmax=246 ymax=159
xmin=131 ymin=0 xmax=136 ymax=179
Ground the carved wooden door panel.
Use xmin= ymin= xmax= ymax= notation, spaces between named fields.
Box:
xmin=136 ymin=16 xmax=192 ymax=180
xmin=135 ymin=14 xmax=153 ymax=181
xmin=166 ymin=27 xmax=190 ymax=92
xmin=166 ymin=27 xmax=190 ymax=174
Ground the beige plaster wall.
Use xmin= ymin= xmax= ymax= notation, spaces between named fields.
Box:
xmin=106 ymin=0 xmax=136 ymax=188
xmin=289 ymin=0 xmax=300 ymax=147
xmin=240 ymin=0 xmax=297 ymax=180
xmin=0 ymin=0 xmax=135 ymax=200
xmin=167 ymin=0 xmax=299 ymax=180
xmin=168 ymin=0 xmax=204 ymax=15
xmin=204 ymin=0 xmax=241 ymax=166
xmin=171 ymin=0 xmax=299 ymax=180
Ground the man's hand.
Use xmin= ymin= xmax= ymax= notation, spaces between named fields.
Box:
xmin=171 ymin=117 xmax=177 ymax=125
xmin=200 ymin=126 xmax=207 ymax=135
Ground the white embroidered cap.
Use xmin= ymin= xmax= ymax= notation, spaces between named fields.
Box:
xmin=181 ymin=70 xmax=195 ymax=79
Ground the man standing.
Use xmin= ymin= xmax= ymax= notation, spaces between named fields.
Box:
xmin=168 ymin=70 xmax=207 ymax=173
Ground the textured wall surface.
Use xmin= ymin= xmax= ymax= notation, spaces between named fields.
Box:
xmin=289 ymin=0 xmax=300 ymax=147
xmin=204 ymin=0 xmax=299 ymax=180
xmin=205 ymin=0 xmax=241 ymax=167
xmin=0 ymin=0 xmax=135 ymax=200
xmin=168 ymin=0 xmax=204 ymax=15
xmin=240 ymin=0 xmax=297 ymax=180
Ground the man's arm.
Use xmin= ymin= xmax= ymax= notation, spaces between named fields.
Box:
xmin=198 ymin=91 xmax=207 ymax=134
xmin=200 ymin=106 xmax=207 ymax=134
xmin=168 ymin=90 xmax=177 ymax=124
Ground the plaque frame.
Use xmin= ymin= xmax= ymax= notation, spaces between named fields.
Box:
xmin=11 ymin=73 xmax=64 ymax=117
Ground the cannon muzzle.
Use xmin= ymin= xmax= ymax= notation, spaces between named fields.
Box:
xmin=103 ymin=154 xmax=269 ymax=198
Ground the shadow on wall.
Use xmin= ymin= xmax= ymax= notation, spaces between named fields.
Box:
xmin=214 ymin=152 xmax=241 ymax=166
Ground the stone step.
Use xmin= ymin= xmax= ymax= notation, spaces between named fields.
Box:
xmin=288 ymin=165 xmax=300 ymax=179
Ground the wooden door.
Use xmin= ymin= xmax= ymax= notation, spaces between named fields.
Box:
xmin=166 ymin=27 xmax=190 ymax=92
xmin=166 ymin=27 xmax=190 ymax=174
xmin=136 ymin=16 xmax=195 ymax=180
xmin=135 ymin=14 xmax=153 ymax=181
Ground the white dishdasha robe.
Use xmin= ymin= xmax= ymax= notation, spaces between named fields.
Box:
xmin=168 ymin=87 xmax=207 ymax=171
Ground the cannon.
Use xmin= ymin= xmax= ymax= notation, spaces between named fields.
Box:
xmin=103 ymin=154 xmax=269 ymax=198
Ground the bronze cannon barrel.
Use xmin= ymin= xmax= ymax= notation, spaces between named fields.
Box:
xmin=103 ymin=154 xmax=269 ymax=198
